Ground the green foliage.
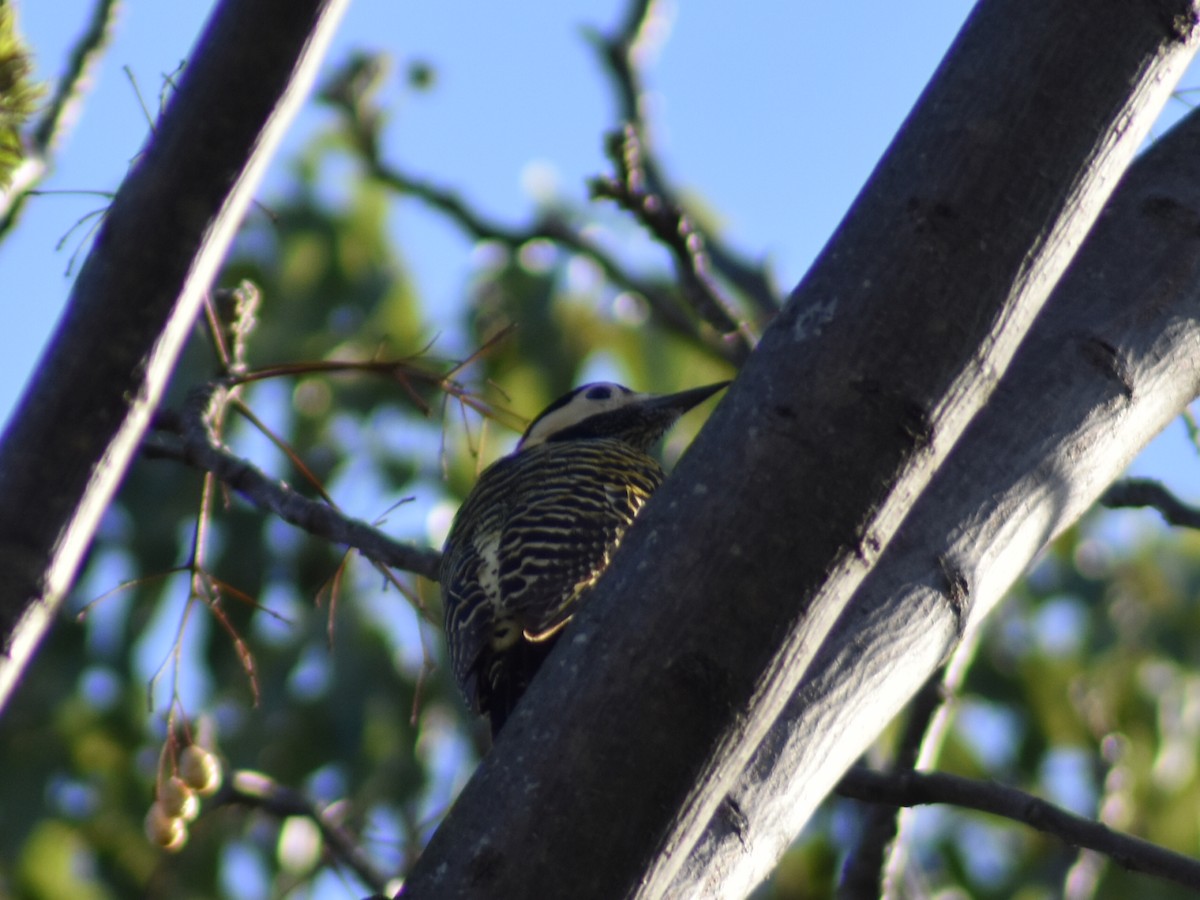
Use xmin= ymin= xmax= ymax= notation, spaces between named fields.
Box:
xmin=0 ymin=3 xmax=42 ymax=187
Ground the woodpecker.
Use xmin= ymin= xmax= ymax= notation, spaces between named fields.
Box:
xmin=439 ymin=380 xmax=728 ymax=735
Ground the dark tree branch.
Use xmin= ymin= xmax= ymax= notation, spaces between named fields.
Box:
xmin=328 ymin=0 xmax=777 ymax=366
xmin=0 ymin=0 xmax=120 ymax=236
xmin=837 ymin=767 xmax=1200 ymax=892
xmin=367 ymin=159 xmax=743 ymax=364
xmin=1100 ymin=477 xmax=1200 ymax=528
xmin=877 ymin=632 xmax=984 ymax=897
xmin=142 ymin=422 xmax=442 ymax=583
xmin=583 ymin=0 xmax=782 ymax=316
xmin=401 ymin=4 xmax=1200 ymax=898
xmin=219 ymin=769 xmax=392 ymax=894
xmin=0 ymin=0 xmax=350 ymax=711
xmin=838 ymin=671 xmax=948 ymax=898
xmin=590 ymin=0 xmax=650 ymax=127
xmin=315 ymin=51 xmax=740 ymax=364
xmin=31 ymin=0 xmax=120 ymax=153
xmin=893 ymin=676 xmax=949 ymax=784
xmin=590 ymin=126 xmax=759 ymax=351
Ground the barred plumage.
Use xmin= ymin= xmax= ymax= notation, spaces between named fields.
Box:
xmin=439 ymin=381 xmax=727 ymax=735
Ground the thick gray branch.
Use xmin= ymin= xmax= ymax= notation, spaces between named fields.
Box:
xmin=677 ymin=81 xmax=1200 ymax=900
xmin=401 ymin=3 xmax=1200 ymax=898
xmin=0 ymin=0 xmax=349 ymax=710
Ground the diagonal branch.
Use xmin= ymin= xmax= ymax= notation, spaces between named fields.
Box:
xmin=1100 ymin=477 xmax=1200 ymax=528
xmin=142 ymin=425 xmax=442 ymax=582
xmin=677 ymin=63 xmax=1200 ymax=900
xmin=583 ymin=0 xmax=781 ymax=316
xmin=401 ymin=4 xmax=1200 ymax=898
xmin=367 ymin=160 xmax=742 ymax=363
xmin=0 ymin=0 xmax=351 ymax=713
xmin=838 ymin=670 xmax=948 ymax=898
xmin=877 ymin=629 xmax=984 ymax=897
xmin=590 ymin=125 xmax=759 ymax=351
xmin=314 ymin=51 xmax=740 ymax=364
xmin=837 ymin=767 xmax=1200 ymax=892
xmin=220 ymin=769 xmax=393 ymax=893
xmin=325 ymin=0 xmax=776 ymax=366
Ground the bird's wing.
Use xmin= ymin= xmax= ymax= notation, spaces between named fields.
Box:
xmin=439 ymin=454 xmax=522 ymax=710
xmin=440 ymin=534 xmax=498 ymax=711
xmin=439 ymin=443 xmax=662 ymax=714
xmin=497 ymin=457 xmax=659 ymax=640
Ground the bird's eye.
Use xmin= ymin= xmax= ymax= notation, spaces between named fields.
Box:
xmin=585 ymin=386 xmax=612 ymax=400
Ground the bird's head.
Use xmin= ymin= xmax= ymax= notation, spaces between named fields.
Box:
xmin=516 ymin=381 xmax=729 ymax=453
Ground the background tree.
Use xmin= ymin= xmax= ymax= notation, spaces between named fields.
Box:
xmin=4 ymin=2 xmax=1200 ymax=899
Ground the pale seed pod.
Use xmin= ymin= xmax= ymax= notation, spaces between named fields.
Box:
xmin=159 ymin=775 xmax=199 ymax=822
xmin=179 ymin=745 xmax=222 ymax=797
xmin=144 ymin=803 xmax=187 ymax=852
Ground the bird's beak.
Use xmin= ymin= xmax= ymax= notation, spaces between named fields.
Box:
xmin=643 ymin=381 xmax=730 ymax=416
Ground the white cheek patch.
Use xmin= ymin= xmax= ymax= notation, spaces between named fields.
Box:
xmin=519 ymin=384 xmax=643 ymax=449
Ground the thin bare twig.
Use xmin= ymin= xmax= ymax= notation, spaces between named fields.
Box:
xmin=838 ymin=767 xmax=1200 ymax=893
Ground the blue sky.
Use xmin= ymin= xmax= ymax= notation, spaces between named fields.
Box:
xmin=8 ymin=2 xmax=1200 ymax=503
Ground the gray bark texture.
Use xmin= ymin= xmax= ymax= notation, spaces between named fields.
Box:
xmin=401 ymin=2 xmax=1200 ymax=898
xmin=676 ymin=98 xmax=1200 ymax=900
